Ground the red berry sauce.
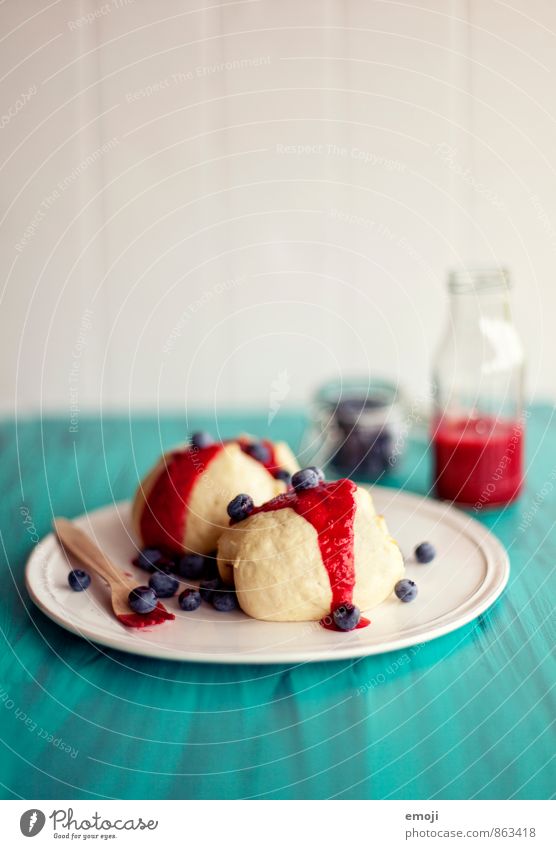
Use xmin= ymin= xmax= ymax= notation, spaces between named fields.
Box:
xmin=139 ymin=440 xmax=284 ymax=554
xmin=140 ymin=444 xmax=224 ymax=552
xmin=248 ymin=479 xmax=370 ymax=630
xmin=238 ymin=438 xmax=281 ymax=476
xmin=117 ymin=602 xmax=175 ymax=628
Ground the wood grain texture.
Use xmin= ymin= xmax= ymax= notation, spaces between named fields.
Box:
xmin=0 ymin=409 xmax=554 ymax=799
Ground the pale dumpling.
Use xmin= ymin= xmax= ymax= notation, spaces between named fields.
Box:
xmin=217 ymin=482 xmax=405 ymax=622
xmin=132 ymin=438 xmax=299 ymax=556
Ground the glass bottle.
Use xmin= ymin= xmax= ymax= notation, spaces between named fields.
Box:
xmin=431 ymin=267 xmax=525 ymax=508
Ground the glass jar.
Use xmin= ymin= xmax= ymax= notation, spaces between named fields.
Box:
xmin=431 ymin=267 xmax=525 ymax=507
xmin=305 ymin=377 xmax=406 ymax=481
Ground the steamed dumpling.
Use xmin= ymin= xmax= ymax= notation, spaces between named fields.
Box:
xmin=217 ymin=483 xmax=404 ymax=622
xmin=132 ymin=438 xmax=299 ymax=555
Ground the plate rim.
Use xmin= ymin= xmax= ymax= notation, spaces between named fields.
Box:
xmin=25 ymin=489 xmax=510 ymax=665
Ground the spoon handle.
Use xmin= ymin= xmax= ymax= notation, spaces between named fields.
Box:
xmin=53 ymin=517 xmax=130 ymax=590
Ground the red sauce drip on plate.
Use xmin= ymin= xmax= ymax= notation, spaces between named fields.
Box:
xmin=117 ymin=603 xmax=175 ymax=628
xmin=248 ymin=479 xmax=370 ymax=631
xmin=140 ymin=440 xmax=283 ymax=553
xmin=140 ymin=444 xmax=223 ymax=551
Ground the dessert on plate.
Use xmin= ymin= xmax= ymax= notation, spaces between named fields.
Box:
xmin=132 ymin=433 xmax=299 ymax=556
xmin=217 ymin=467 xmax=405 ymax=627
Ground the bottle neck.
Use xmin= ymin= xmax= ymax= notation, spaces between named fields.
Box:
xmin=448 ymin=289 xmax=511 ymax=325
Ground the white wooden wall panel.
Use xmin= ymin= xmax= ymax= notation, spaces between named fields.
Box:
xmin=0 ymin=0 xmax=554 ymax=415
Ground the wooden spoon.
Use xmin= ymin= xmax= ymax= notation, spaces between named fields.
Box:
xmin=53 ymin=517 xmax=175 ymax=628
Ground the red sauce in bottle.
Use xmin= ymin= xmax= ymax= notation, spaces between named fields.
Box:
xmin=432 ymin=415 xmax=524 ymax=507
xmin=248 ymin=480 xmax=370 ymax=630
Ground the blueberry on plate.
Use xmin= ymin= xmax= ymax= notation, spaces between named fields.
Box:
xmin=191 ymin=431 xmax=214 ymax=449
xmin=227 ymin=493 xmax=254 ymax=522
xmin=291 ymin=467 xmax=321 ymax=492
xmin=244 ymin=442 xmax=271 ymax=464
xmin=274 ymin=468 xmax=292 ymax=485
xmin=332 ymin=603 xmax=361 ymax=631
xmin=395 ymin=579 xmax=418 ymax=603
xmin=148 ymin=571 xmax=179 ymax=598
xmin=128 ymin=586 xmax=158 ymax=614
xmin=415 ymin=541 xmax=436 ymax=564
xmin=68 ymin=569 xmax=91 ymax=592
xmin=212 ymin=590 xmax=238 ymax=612
xmin=177 ymin=553 xmax=205 ymax=579
xmin=178 ymin=588 xmax=201 ymax=611
xmin=199 ymin=578 xmax=222 ymax=602
xmin=133 ymin=548 xmax=163 ymax=572
xmin=156 ymin=557 xmax=176 ymax=574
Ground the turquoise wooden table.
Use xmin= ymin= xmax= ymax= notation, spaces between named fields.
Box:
xmin=1 ymin=408 xmax=554 ymax=800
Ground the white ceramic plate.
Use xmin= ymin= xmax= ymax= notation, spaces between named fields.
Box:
xmin=25 ymin=489 xmax=509 ymax=665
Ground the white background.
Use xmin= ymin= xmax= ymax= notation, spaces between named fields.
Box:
xmin=1 ymin=0 xmax=555 ymax=415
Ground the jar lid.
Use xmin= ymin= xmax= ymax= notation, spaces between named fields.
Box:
xmin=448 ymin=266 xmax=510 ymax=294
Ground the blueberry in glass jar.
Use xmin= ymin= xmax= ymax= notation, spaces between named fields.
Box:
xmin=319 ymin=380 xmax=403 ymax=481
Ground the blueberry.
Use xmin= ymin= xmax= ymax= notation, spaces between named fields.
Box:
xmin=133 ymin=548 xmax=163 ymax=572
xmin=178 ymin=589 xmax=201 ymax=611
xmin=307 ymin=466 xmax=325 ymax=482
xmin=244 ymin=442 xmax=271 ymax=464
xmin=68 ymin=569 xmax=91 ymax=592
xmin=274 ymin=468 xmax=292 ymax=485
xmin=331 ymin=427 xmax=393 ymax=479
xmin=156 ymin=557 xmax=176 ymax=574
xmin=177 ymin=553 xmax=205 ymax=579
xmin=212 ymin=590 xmax=238 ymax=612
xmin=227 ymin=493 xmax=254 ymax=522
xmin=415 ymin=542 xmax=436 ymax=564
xmin=199 ymin=578 xmax=222 ymax=602
xmin=128 ymin=586 xmax=158 ymax=614
xmin=148 ymin=571 xmax=179 ymax=598
xmin=395 ymin=579 xmax=418 ymax=602
xmin=191 ymin=431 xmax=214 ymax=449
xmin=291 ymin=467 xmax=320 ymax=492
xmin=332 ymin=603 xmax=361 ymax=631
